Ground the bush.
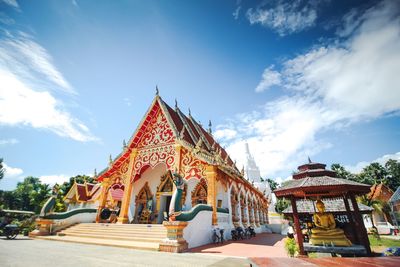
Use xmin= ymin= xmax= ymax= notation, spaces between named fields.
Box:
xmin=284 ymin=237 xmax=299 ymax=257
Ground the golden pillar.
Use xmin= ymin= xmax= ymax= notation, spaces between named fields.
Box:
xmin=96 ymin=178 xmax=109 ymax=223
xmin=117 ymin=149 xmax=138 ymax=224
xmin=174 ymin=144 xmax=182 ymax=173
xmin=206 ymin=165 xmax=218 ymax=225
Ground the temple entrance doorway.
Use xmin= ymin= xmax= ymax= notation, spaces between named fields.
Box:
xmin=155 ymin=171 xmax=187 ymax=224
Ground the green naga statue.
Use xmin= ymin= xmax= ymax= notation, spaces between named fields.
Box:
xmin=168 ymin=171 xmax=185 ymax=220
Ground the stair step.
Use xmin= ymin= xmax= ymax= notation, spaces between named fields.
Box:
xmin=77 ymin=223 xmax=165 ymax=228
xmin=35 ymin=235 xmax=160 ymax=251
xmin=61 ymin=232 xmax=165 ymax=243
xmin=60 ymin=230 xmax=166 ymax=237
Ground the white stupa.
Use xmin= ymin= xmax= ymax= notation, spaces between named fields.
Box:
xmin=244 ymin=143 xmax=276 ymax=213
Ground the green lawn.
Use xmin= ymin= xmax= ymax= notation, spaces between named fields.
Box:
xmin=369 ymin=235 xmax=400 ymax=248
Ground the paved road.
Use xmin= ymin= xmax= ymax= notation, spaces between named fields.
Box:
xmin=0 ymin=237 xmax=255 ymax=267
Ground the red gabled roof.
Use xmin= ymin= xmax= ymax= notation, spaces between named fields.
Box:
xmin=368 ymin=183 xmax=393 ymax=202
xmin=97 ymin=95 xmax=239 ymax=181
xmin=76 ymin=184 xmax=89 ymax=201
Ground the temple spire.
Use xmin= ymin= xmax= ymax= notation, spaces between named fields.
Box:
xmin=175 ymin=98 xmax=178 ymax=110
xmin=188 ymin=108 xmax=191 ymax=117
xmin=109 ymin=154 xmax=113 ymax=166
xmin=308 ymin=156 xmax=312 ymax=164
xmin=208 ymin=120 xmax=212 ymax=134
xmin=94 ymin=168 xmax=97 ymax=178
xmin=123 ymin=139 xmax=127 ymax=149
xmin=155 ymin=85 xmax=159 ymax=96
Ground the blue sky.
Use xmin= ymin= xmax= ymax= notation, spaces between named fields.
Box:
xmin=1 ymin=0 xmax=400 ymax=190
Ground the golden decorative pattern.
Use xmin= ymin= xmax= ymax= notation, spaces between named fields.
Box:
xmin=180 ymin=148 xmax=206 ymax=180
xmin=133 ymin=145 xmax=176 ymax=177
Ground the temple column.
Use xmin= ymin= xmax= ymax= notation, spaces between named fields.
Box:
xmin=349 ymin=194 xmax=372 ymax=255
xmin=96 ymin=178 xmax=109 ymax=223
xmin=238 ymin=193 xmax=242 ymax=226
xmin=291 ymin=196 xmax=305 ymax=255
xmin=117 ymin=149 xmax=138 ymax=224
xmin=206 ymin=165 xmax=218 ymax=225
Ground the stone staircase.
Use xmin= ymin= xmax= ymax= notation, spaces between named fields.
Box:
xmin=36 ymin=223 xmax=167 ymax=251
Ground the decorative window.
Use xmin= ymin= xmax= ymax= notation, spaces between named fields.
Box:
xmin=191 ymin=178 xmax=208 ymax=206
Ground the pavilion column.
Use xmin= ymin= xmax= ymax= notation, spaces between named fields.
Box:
xmin=96 ymin=179 xmax=109 ymax=223
xmin=117 ymin=149 xmax=138 ymax=224
xmin=343 ymin=195 xmax=359 ymax=244
xmin=291 ymin=196 xmax=305 ymax=255
xmin=349 ymin=194 xmax=371 ymax=255
xmin=206 ymin=165 xmax=218 ymax=225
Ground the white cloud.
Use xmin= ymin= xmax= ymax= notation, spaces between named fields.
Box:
xmin=0 ymin=31 xmax=98 ymax=142
xmin=233 ymin=6 xmax=241 ymax=20
xmin=40 ymin=174 xmax=70 ymax=185
xmin=1 ymin=0 xmax=19 ymax=10
xmin=218 ymin=1 xmax=400 ymax=178
xmin=0 ymin=32 xmax=74 ymax=94
xmin=214 ymin=128 xmax=237 ymax=141
xmin=346 ymin=152 xmax=400 ymax=174
xmin=255 ymin=66 xmax=281 ymax=92
xmin=3 ymin=162 xmax=23 ymax=177
xmin=0 ymin=70 xmax=97 ymax=141
xmin=246 ymin=0 xmax=318 ymax=36
xmin=0 ymin=138 xmax=18 ymax=145
xmin=0 ymin=162 xmax=24 ymax=190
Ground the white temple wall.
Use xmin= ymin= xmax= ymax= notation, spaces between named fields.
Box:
xmin=183 ymin=211 xmax=232 ymax=249
xmin=128 ymin=163 xmax=167 ymax=222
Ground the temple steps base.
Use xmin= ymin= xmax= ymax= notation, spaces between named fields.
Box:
xmin=35 ymin=223 xmax=168 ymax=251
xmin=35 ymin=235 xmax=161 ymax=251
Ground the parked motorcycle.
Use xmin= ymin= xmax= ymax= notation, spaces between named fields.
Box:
xmin=247 ymin=226 xmax=256 ymax=238
xmin=212 ymin=227 xmax=224 ymax=244
xmin=0 ymin=217 xmax=19 ymax=239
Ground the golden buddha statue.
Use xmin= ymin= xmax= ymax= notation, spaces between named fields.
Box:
xmin=310 ymin=199 xmax=352 ymax=246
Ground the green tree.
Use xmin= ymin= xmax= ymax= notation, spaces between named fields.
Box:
xmin=0 ymin=190 xmax=18 ymax=210
xmin=357 ymin=162 xmax=388 ymax=185
xmin=13 ymin=177 xmax=51 ymax=212
xmin=384 ymin=159 xmax=400 ymax=192
xmin=275 ymin=198 xmax=290 ymax=214
xmin=331 ymin=163 xmax=355 ymax=180
xmin=267 ymin=178 xmax=279 ymax=191
xmin=0 ymin=158 xmax=4 ymax=180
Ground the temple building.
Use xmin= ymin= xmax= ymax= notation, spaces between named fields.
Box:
xmin=36 ymin=92 xmax=271 ymax=250
xmin=94 ymin=93 xmax=269 ymax=227
xmin=30 ymin=92 xmax=269 ymax=252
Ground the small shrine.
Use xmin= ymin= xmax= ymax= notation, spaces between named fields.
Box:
xmin=274 ymin=159 xmax=372 ymax=256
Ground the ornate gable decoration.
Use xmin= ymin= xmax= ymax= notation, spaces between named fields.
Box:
xmin=132 ymin=102 xmax=177 ymax=177
xmin=180 ymin=148 xmax=206 ymax=180
xmin=137 ymin=102 xmax=175 ymax=149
